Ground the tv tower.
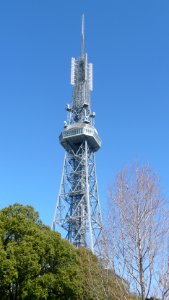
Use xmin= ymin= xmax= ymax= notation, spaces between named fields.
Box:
xmin=52 ymin=16 xmax=104 ymax=257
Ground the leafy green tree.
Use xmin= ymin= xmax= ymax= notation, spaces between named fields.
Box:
xmin=0 ymin=203 xmax=82 ymax=299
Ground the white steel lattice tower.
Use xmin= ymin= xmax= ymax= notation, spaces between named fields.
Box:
xmin=52 ymin=16 xmax=104 ymax=257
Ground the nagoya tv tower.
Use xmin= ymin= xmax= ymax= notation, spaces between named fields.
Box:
xmin=52 ymin=16 xmax=103 ymax=257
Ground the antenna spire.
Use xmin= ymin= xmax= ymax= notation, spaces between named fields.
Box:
xmin=81 ymin=14 xmax=85 ymax=56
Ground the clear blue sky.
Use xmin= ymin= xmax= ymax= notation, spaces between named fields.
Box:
xmin=0 ymin=1 xmax=169 ymax=226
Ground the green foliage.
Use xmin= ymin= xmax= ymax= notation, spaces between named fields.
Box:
xmin=0 ymin=203 xmax=82 ymax=299
xmin=0 ymin=203 xmax=138 ymax=299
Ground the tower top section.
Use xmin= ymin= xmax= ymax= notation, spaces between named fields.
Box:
xmin=60 ymin=15 xmax=101 ymax=153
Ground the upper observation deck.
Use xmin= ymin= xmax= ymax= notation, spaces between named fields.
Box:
xmin=59 ymin=123 xmax=101 ymax=152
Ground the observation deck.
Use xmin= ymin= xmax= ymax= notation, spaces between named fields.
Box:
xmin=59 ymin=123 xmax=101 ymax=152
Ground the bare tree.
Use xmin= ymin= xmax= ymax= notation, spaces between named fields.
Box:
xmin=107 ymin=164 xmax=168 ymax=300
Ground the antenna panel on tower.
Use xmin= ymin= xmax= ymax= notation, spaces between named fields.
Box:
xmin=71 ymin=57 xmax=76 ymax=85
xmin=88 ymin=63 xmax=93 ymax=91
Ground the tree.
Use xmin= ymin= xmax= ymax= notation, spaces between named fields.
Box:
xmin=107 ymin=164 xmax=168 ymax=300
xmin=0 ymin=203 xmax=83 ymax=299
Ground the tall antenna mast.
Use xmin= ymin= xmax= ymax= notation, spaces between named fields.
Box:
xmin=81 ymin=14 xmax=85 ymax=57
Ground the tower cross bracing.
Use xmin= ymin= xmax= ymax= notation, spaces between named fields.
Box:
xmin=52 ymin=16 xmax=104 ymax=257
